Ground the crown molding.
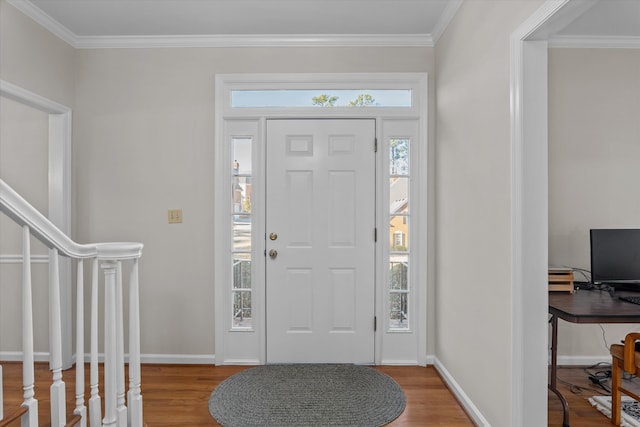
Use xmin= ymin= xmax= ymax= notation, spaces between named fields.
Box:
xmin=549 ymin=35 xmax=640 ymax=48
xmin=74 ymin=34 xmax=435 ymax=49
xmin=7 ymin=0 xmax=77 ymax=46
xmin=8 ymin=0 xmax=435 ymax=49
xmin=8 ymin=0 xmax=640 ymax=50
xmin=430 ymin=0 xmax=463 ymax=45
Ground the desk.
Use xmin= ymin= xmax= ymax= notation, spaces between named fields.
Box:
xmin=549 ymin=290 xmax=640 ymax=427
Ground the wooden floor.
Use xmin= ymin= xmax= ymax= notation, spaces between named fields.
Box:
xmin=5 ymin=363 xmax=629 ymax=426
xmin=1 ymin=363 xmax=474 ymax=426
xmin=548 ymin=365 xmax=640 ymax=426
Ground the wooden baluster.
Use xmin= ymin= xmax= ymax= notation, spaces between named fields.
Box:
xmin=22 ymin=226 xmax=38 ymax=426
xmin=127 ymin=258 xmax=143 ymax=427
xmin=49 ymin=248 xmax=66 ymax=426
xmin=74 ymin=259 xmax=87 ymax=426
xmin=102 ymin=261 xmax=118 ymax=427
xmin=89 ymin=258 xmax=101 ymax=427
xmin=115 ymin=262 xmax=127 ymax=426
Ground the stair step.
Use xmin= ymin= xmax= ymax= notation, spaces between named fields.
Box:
xmin=0 ymin=406 xmax=28 ymax=427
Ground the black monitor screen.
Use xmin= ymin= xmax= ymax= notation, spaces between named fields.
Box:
xmin=590 ymin=229 xmax=640 ymax=285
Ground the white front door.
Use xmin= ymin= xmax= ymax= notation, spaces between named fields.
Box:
xmin=265 ymin=119 xmax=376 ymax=364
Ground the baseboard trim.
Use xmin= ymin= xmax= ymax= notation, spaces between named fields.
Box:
xmin=0 ymin=352 xmax=216 ymax=365
xmin=426 ymin=354 xmax=435 ymax=366
xmin=139 ymin=353 xmax=216 ymax=365
xmin=0 ymin=351 xmax=50 ymax=362
xmin=433 ymin=357 xmax=491 ymax=427
xmin=555 ymin=355 xmax=611 ymax=367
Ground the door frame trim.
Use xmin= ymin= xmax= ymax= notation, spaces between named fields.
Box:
xmin=0 ymin=80 xmax=73 ymax=368
xmin=214 ymin=73 xmax=428 ymax=365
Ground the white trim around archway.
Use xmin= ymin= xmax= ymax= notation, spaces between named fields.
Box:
xmin=0 ymin=79 xmax=73 ymax=368
xmin=510 ymin=1 xmax=600 ymax=425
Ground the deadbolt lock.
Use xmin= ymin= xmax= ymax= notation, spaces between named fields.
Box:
xmin=269 ymin=232 xmax=278 ymax=241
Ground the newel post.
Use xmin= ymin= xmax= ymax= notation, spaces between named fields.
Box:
xmin=49 ymin=248 xmax=67 ymax=427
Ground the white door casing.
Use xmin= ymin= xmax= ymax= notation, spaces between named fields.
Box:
xmin=265 ymin=119 xmax=376 ymax=364
xmin=214 ymin=73 xmax=428 ymax=366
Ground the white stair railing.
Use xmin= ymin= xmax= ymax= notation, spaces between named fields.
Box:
xmin=0 ymin=178 xmax=144 ymax=427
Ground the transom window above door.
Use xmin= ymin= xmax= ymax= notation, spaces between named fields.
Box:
xmin=231 ymin=89 xmax=412 ymax=108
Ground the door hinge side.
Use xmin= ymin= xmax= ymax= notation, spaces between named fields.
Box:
xmin=374 ymin=316 xmax=377 ymax=331
xmin=374 ymin=228 xmax=377 ymax=242
xmin=374 ymin=138 xmax=378 ymax=153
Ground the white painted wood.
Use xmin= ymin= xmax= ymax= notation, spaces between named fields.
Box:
xmin=73 ymin=34 xmax=436 ymax=49
xmin=266 ymin=119 xmax=376 ymax=364
xmin=214 ymin=119 xmax=264 ymax=365
xmin=89 ymin=258 xmax=102 ymax=427
xmin=74 ymin=259 xmax=87 ymax=427
xmin=48 ymin=248 xmax=66 ymax=427
xmin=549 ymin=34 xmax=640 ymax=48
xmin=2 ymin=179 xmax=144 ymax=427
xmin=0 ymin=80 xmax=74 ymax=368
xmin=430 ymin=0 xmax=464 ymax=46
xmin=22 ymin=225 xmax=39 ymax=426
xmin=509 ymin=1 xmax=593 ymax=425
xmin=102 ymin=261 xmax=118 ymax=427
xmin=49 ymin=111 xmax=74 ymax=369
xmin=214 ymin=73 xmax=429 ymax=366
xmin=115 ymin=262 xmax=127 ymax=427
xmin=0 ymin=179 xmax=95 ymax=257
xmin=378 ymin=119 xmax=426 ymax=366
xmin=127 ymin=258 xmax=143 ymax=427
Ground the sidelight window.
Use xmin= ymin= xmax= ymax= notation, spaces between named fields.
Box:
xmin=231 ymin=137 xmax=253 ymax=329
xmin=388 ymin=138 xmax=410 ymax=330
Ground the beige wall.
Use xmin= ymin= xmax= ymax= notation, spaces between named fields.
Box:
xmin=549 ymin=48 xmax=640 ymax=358
xmin=0 ymin=0 xmax=76 ymax=354
xmin=1 ymin=0 xmax=435 ymax=359
xmin=73 ymin=47 xmax=435 ymax=356
xmin=0 ymin=0 xmax=75 ymax=106
xmin=435 ymin=1 xmax=544 ymax=426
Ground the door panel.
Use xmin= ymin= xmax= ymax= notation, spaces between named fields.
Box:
xmin=266 ymin=119 xmax=376 ymax=364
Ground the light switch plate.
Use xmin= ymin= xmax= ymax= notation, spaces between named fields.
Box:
xmin=168 ymin=209 xmax=182 ymax=224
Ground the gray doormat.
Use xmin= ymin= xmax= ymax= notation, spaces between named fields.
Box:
xmin=208 ymin=364 xmax=406 ymax=427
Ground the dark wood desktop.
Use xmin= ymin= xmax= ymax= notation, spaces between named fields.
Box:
xmin=549 ymin=288 xmax=640 ymax=427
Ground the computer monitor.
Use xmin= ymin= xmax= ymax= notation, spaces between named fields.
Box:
xmin=590 ymin=229 xmax=640 ymax=289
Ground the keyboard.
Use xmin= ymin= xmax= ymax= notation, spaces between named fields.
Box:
xmin=619 ymin=295 xmax=640 ymax=305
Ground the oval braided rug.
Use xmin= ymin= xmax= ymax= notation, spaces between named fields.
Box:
xmin=208 ymin=364 xmax=406 ymax=427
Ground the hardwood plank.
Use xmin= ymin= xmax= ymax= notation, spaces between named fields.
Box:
xmin=4 ymin=363 xmax=622 ymax=426
xmin=548 ymin=365 xmax=640 ymax=426
xmin=1 ymin=363 xmax=473 ymax=426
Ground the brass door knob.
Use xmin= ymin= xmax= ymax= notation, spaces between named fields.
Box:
xmin=269 ymin=232 xmax=278 ymax=241
xmin=269 ymin=249 xmax=278 ymax=259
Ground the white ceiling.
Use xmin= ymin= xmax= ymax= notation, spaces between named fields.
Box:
xmin=559 ymin=0 xmax=640 ymax=37
xmin=26 ymin=0 xmax=452 ymax=37
xmin=9 ymin=0 xmax=461 ymax=47
xmin=7 ymin=0 xmax=640 ymax=48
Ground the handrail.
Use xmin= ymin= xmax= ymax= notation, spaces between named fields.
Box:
xmin=0 ymin=178 xmax=142 ymax=260
xmin=0 ymin=177 xmax=144 ymax=427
